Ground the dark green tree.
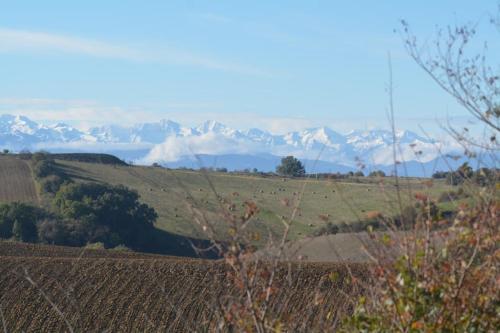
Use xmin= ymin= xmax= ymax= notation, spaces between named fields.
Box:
xmin=13 ymin=218 xmax=38 ymax=242
xmin=0 ymin=202 xmax=44 ymax=241
xmin=53 ymin=183 xmax=157 ymax=248
xmin=276 ymin=156 xmax=305 ymax=177
xmin=0 ymin=204 xmax=14 ymax=238
xmin=369 ymin=170 xmax=386 ymax=177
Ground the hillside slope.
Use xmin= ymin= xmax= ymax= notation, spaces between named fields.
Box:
xmin=56 ymin=159 xmax=452 ymax=240
xmin=0 ymin=155 xmax=38 ymax=204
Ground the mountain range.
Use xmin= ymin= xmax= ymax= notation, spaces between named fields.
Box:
xmin=0 ymin=114 xmax=482 ymax=176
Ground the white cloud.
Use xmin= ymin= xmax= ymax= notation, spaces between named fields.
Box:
xmin=0 ymin=27 xmax=271 ymax=76
xmin=140 ymin=132 xmax=262 ymax=164
xmin=0 ymin=28 xmax=145 ymax=60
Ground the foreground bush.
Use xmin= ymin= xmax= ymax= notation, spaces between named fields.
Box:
xmin=342 ymin=197 xmax=499 ymax=332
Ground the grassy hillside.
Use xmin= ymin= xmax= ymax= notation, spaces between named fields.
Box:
xmin=0 ymin=155 xmax=39 ymax=204
xmin=55 ymin=159 xmax=454 ymax=241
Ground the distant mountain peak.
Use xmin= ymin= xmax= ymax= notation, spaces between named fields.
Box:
xmin=197 ymin=120 xmax=227 ymax=133
xmin=0 ymin=113 xmax=455 ymax=169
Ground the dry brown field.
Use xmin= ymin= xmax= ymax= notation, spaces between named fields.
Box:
xmin=0 ymin=241 xmax=367 ymax=332
xmin=0 ymin=155 xmax=38 ymax=204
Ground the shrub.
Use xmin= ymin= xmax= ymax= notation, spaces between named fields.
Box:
xmin=37 ymin=218 xmax=88 ymax=246
xmin=437 ymin=188 xmax=469 ymax=203
xmin=33 ymin=159 xmax=58 ymax=178
xmin=31 ymin=152 xmax=69 ymax=191
xmin=432 ymin=171 xmax=448 ymax=179
xmin=342 ymin=199 xmax=499 ymax=332
xmin=394 ymin=205 xmax=417 ymax=228
xmin=368 ymin=170 xmax=385 ymax=177
xmin=314 ymin=221 xmax=339 ymax=236
xmin=41 ymin=175 xmax=66 ymax=194
xmin=111 ymin=244 xmax=131 ymax=251
xmin=85 ymin=242 xmax=105 ymax=250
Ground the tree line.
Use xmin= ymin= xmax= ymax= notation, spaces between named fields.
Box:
xmin=432 ymin=162 xmax=498 ymax=186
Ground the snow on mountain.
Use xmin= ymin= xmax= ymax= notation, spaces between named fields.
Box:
xmin=88 ymin=125 xmax=132 ymax=143
xmin=0 ymin=114 xmax=459 ymax=169
xmin=195 ymin=120 xmax=245 ymax=140
xmin=0 ymin=114 xmax=87 ymax=148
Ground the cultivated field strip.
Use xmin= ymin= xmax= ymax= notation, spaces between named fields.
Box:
xmin=0 ymin=241 xmax=186 ymax=260
xmin=0 ymin=244 xmax=367 ymax=331
xmin=0 ymin=156 xmax=38 ymax=203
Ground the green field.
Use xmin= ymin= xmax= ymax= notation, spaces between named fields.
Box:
xmin=54 ymin=160 xmax=454 ymax=241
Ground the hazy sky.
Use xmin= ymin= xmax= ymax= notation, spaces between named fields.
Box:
xmin=0 ymin=0 xmax=498 ymax=134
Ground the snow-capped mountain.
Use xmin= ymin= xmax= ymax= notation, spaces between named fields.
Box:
xmin=0 ymin=114 xmax=88 ymax=147
xmin=0 ymin=114 xmax=465 ymax=175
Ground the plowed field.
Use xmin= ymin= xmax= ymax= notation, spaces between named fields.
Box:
xmin=0 ymin=156 xmax=38 ymax=203
xmin=0 ymin=242 xmax=367 ymax=331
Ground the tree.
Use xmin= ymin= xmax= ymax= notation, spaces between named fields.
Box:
xmin=369 ymin=170 xmax=386 ymax=177
xmin=276 ymin=156 xmax=305 ymax=177
xmin=53 ymin=183 xmax=158 ymax=248
xmin=0 ymin=202 xmax=44 ymax=241
xmin=0 ymin=204 xmax=14 ymax=238
xmin=12 ymin=218 xmax=38 ymax=242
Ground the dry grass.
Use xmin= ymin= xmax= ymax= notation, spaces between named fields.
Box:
xmin=55 ymin=160 xmax=454 ymax=241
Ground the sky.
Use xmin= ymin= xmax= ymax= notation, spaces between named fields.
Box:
xmin=0 ymin=0 xmax=498 ymax=135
